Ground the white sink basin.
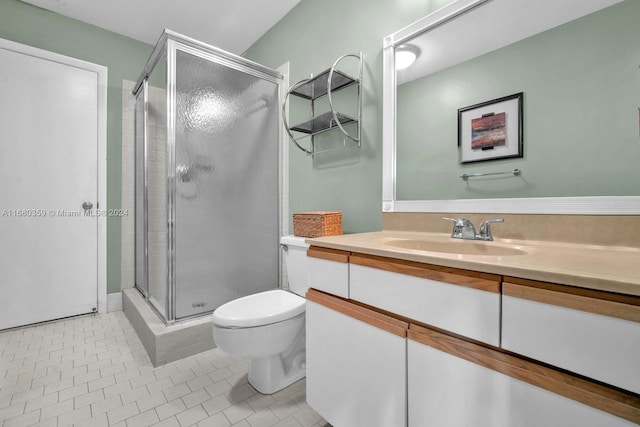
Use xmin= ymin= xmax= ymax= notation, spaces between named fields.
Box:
xmin=385 ymin=239 xmax=527 ymax=256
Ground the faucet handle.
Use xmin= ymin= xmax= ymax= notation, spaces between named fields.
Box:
xmin=442 ymin=217 xmax=474 ymax=225
xmin=442 ymin=217 xmax=460 ymax=224
xmin=442 ymin=217 xmax=476 ymax=239
xmin=479 ymin=218 xmax=504 ymax=241
xmin=442 ymin=217 xmax=461 ymax=238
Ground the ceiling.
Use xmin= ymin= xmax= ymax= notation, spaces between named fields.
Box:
xmin=21 ymin=0 xmax=301 ymax=54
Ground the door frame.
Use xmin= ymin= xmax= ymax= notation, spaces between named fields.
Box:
xmin=0 ymin=37 xmax=108 ymax=314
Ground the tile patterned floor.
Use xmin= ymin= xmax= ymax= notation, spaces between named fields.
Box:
xmin=0 ymin=312 xmax=330 ymax=427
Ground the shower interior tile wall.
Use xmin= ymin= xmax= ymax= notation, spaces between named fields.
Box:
xmin=121 ymin=81 xmax=135 ymax=292
xmin=120 ymin=80 xmax=168 ymax=308
xmin=147 ymin=84 xmax=168 ymax=312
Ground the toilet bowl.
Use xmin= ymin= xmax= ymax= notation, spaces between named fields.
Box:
xmin=212 ymin=235 xmax=310 ymax=394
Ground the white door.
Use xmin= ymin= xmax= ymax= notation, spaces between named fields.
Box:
xmin=0 ymin=41 xmax=104 ymax=330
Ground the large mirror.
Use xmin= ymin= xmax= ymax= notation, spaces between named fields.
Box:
xmin=382 ymin=0 xmax=640 ymax=214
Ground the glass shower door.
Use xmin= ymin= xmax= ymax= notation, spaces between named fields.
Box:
xmin=173 ymin=48 xmax=280 ymax=319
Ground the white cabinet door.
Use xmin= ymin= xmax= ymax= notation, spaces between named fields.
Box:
xmin=306 ymin=289 xmax=407 ymax=427
xmin=408 ymin=325 xmax=638 ymax=427
xmin=350 ymin=255 xmax=501 ymax=346
xmin=306 ymin=247 xmax=349 ymax=298
xmin=0 ymin=41 xmax=105 ymax=329
xmin=502 ymin=281 xmax=640 ymax=394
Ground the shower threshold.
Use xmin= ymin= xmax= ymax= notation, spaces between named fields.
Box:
xmin=123 ymin=288 xmax=215 ymax=366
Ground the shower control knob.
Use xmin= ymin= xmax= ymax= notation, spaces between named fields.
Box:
xmin=82 ymin=201 xmax=93 ymax=210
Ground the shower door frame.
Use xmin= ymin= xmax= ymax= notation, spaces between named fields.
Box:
xmin=134 ymin=30 xmax=286 ymax=324
xmin=134 ymin=80 xmax=149 ymax=299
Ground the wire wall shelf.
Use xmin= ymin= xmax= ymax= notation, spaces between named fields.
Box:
xmin=283 ymin=53 xmax=363 ymax=157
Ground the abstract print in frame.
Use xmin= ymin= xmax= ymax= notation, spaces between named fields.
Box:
xmin=458 ymin=92 xmax=523 ymax=164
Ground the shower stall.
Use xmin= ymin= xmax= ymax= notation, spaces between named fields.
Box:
xmin=133 ymin=30 xmax=283 ymax=324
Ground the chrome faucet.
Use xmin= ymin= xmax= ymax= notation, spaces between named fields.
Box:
xmin=443 ymin=217 xmax=504 ymax=241
xmin=442 ymin=217 xmax=477 ymax=240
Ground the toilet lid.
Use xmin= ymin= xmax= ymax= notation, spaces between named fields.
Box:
xmin=212 ymin=289 xmax=305 ymax=328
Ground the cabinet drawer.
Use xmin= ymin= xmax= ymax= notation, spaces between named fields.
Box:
xmin=408 ymin=324 xmax=640 ymax=427
xmin=349 ymin=254 xmax=501 ymax=346
xmin=502 ymin=279 xmax=640 ymax=395
xmin=306 ymin=246 xmax=349 ymax=298
xmin=306 ymin=289 xmax=408 ymax=427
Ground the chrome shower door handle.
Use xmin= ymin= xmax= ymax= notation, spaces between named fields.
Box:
xmin=82 ymin=201 xmax=93 ymax=210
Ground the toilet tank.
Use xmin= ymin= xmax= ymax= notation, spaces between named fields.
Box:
xmin=280 ymin=235 xmax=310 ymax=297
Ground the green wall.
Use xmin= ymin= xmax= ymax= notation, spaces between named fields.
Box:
xmin=244 ymin=0 xmax=453 ymax=233
xmin=396 ymin=0 xmax=640 ymax=200
xmin=0 ymin=0 xmax=447 ymax=294
xmin=0 ymin=0 xmax=153 ymax=293
xmin=11 ymin=0 xmax=614 ymax=292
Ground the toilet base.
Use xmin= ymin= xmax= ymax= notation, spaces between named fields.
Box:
xmin=248 ymin=356 xmax=306 ymax=394
xmin=247 ymin=327 xmax=306 ymax=394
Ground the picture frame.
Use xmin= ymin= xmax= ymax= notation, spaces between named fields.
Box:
xmin=458 ymin=92 xmax=523 ymax=164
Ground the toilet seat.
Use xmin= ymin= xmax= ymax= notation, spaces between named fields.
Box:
xmin=212 ymin=289 xmax=305 ymax=328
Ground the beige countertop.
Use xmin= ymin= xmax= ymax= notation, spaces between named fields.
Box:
xmin=307 ymin=231 xmax=640 ymax=297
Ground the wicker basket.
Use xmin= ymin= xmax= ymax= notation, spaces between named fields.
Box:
xmin=293 ymin=211 xmax=343 ymax=238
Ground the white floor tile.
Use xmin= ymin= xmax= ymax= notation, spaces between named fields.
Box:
xmin=175 ymin=405 xmax=208 ymax=426
xmin=196 ymin=412 xmax=230 ymax=427
xmin=58 ymin=405 xmax=92 ymax=425
xmin=0 ymin=312 xmax=326 ymax=427
xmin=2 ymin=409 xmax=40 ymax=427
xmin=155 ymin=399 xmax=187 ymax=421
xmin=125 ymin=408 xmax=159 ymax=427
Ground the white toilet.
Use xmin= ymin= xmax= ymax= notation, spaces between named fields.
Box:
xmin=212 ymin=235 xmax=310 ymax=394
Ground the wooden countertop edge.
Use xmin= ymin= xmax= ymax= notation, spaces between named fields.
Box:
xmin=349 ymin=252 xmax=501 ymax=293
xmin=306 ymin=288 xmax=408 ymax=338
xmin=504 ymin=280 xmax=640 ymax=323
xmin=306 ymin=246 xmax=349 ymax=263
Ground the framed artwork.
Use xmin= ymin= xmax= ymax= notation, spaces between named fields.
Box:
xmin=458 ymin=92 xmax=523 ymax=164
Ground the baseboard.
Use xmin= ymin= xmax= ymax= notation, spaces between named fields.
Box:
xmin=107 ymin=292 xmax=123 ymax=312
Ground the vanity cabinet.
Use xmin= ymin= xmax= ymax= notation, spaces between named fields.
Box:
xmin=349 ymin=253 xmax=501 ymax=346
xmin=502 ymin=277 xmax=640 ymax=395
xmin=305 ymin=289 xmax=408 ymax=427
xmin=305 ymin=246 xmax=640 ymax=426
xmin=408 ymin=324 xmax=639 ymax=427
